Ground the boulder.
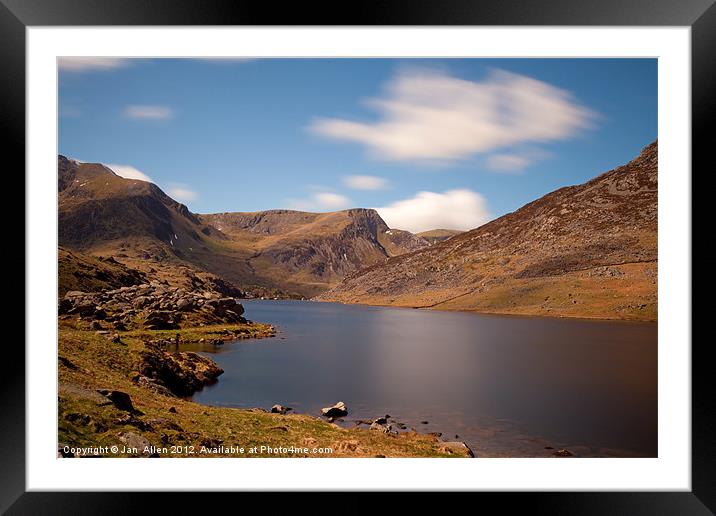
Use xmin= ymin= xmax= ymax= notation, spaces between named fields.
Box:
xmin=370 ymin=421 xmax=393 ymax=434
xmin=97 ymin=389 xmax=138 ymax=413
xmin=271 ymin=404 xmax=292 ymax=415
xmin=438 ymin=441 xmax=476 ymax=458
xmin=146 ymin=417 xmax=184 ymax=432
xmin=321 ymin=401 xmax=348 ymax=418
xmin=118 ymin=432 xmax=152 ymax=454
xmin=176 ymin=297 xmax=195 ymax=311
xmin=133 ymin=296 xmax=153 ymax=309
xmin=144 ymin=310 xmax=181 ymax=330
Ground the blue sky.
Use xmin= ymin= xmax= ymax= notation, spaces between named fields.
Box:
xmin=58 ymin=58 xmax=657 ymax=233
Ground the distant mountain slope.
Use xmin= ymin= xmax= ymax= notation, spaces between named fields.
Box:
xmin=58 ymin=156 xmax=216 ymax=254
xmin=196 ymin=208 xmax=430 ymax=296
xmin=318 ymin=141 xmax=658 ymax=321
xmin=57 ymin=157 xmax=429 ymax=297
xmin=417 ymin=229 xmax=464 ymax=245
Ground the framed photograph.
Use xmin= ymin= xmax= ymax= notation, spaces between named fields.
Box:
xmin=6 ymin=0 xmax=709 ymax=510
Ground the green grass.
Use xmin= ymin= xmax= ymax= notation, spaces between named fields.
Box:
xmin=58 ymin=323 xmax=467 ymax=458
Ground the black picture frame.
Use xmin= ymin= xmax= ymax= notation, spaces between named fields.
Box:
xmin=4 ymin=0 xmax=709 ymax=512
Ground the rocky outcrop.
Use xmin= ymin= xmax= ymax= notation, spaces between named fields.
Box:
xmin=136 ymin=343 xmax=224 ymax=397
xmin=59 ymin=282 xmax=246 ymax=330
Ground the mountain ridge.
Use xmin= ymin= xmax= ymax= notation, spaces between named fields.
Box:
xmin=317 ymin=141 xmax=658 ymax=321
xmin=57 ymin=156 xmax=431 ymax=297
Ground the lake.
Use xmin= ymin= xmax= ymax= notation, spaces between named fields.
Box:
xmin=191 ymin=300 xmax=657 ymax=457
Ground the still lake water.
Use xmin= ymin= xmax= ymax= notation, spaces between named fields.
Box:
xmin=191 ymin=300 xmax=657 ymax=457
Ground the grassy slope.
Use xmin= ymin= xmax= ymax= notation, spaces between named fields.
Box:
xmin=325 ymin=260 xmax=657 ymax=322
xmin=58 ymin=321 xmax=465 ymax=458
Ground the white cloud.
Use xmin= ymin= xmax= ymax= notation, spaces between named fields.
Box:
xmin=285 ymin=192 xmax=352 ymax=211
xmin=167 ymin=184 xmax=198 ymax=202
xmin=105 ymin=164 xmax=153 ymax=183
xmin=124 ymin=105 xmax=174 ymax=120
xmin=485 ymin=148 xmax=551 ymax=173
xmin=343 ymin=175 xmax=389 ymax=190
xmin=58 ymin=57 xmax=132 ymax=72
xmin=376 ymin=189 xmax=490 ymax=233
xmin=315 ymin=192 xmax=351 ymax=209
xmin=485 ymin=154 xmax=532 ymax=172
xmin=309 ymin=68 xmax=594 ymax=164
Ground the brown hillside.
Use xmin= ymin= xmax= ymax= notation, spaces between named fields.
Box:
xmin=58 ymin=246 xmax=146 ymax=296
xmin=417 ymin=229 xmax=464 ymax=245
xmin=58 ymin=157 xmax=428 ymax=297
xmin=318 ymin=141 xmax=658 ymax=321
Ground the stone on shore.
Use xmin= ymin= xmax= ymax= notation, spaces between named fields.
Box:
xmin=438 ymin=441 xmax=476 ymax=458
xmin=321 ymin=401 xmax=348 ymax=418
xmin=271 ymin=404 xmax=292 ymax=415
xmin=370 ymin=421 xmax=393 ymax=434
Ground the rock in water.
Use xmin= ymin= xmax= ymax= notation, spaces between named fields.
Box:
xmin=321 ymin=401 xmax=348 ymax=418
xmin=271 ymin=404 xmax=292 ymax=415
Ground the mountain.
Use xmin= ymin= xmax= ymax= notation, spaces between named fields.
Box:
xmin=318 ymin=141 xmax=658 ymax=321
xmin=417 ymin=229 xmax=464 ymax=245
xmin=57 ymin=156 xmax=429 ymax=297
xmin=58 ymin=156 xmax=213 ymax=256
xmin=196 ymin=209 xmax=429 ymax=296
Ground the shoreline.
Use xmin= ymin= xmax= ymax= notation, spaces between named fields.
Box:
xmin=256 ymin=297 xmax=658 ymax=324
xmin=58 ymin=321 xmax=473 ymax=458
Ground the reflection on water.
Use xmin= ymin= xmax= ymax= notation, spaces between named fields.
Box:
xmin=191 ymin=300 xmax=657 ymax=457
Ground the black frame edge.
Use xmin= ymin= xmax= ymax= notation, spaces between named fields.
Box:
xmin=691 ymin=0 xmax=716 ymax=513
xmin=0 ymin=0 xmax=714 ymax=26
xmin=6 ymin=0 xmax=712 ymax=513
xmin=0 ymin=0 xmax=26 ymax=514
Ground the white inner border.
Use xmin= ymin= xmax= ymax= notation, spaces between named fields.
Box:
xmin=27 ymin=27 xmax=691 ymax=491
